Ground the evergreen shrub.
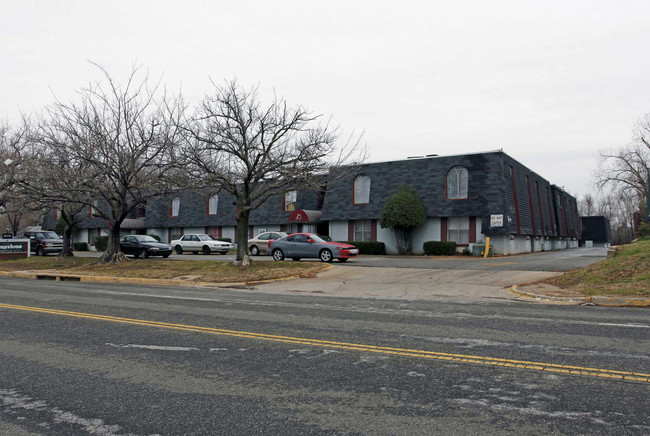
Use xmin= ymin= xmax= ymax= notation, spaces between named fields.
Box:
xmin=73 ymin=242 xmax=88 ymax=251
xmin=94 ymin=236 xmax=108 ymax=251
xmin=423 ymin=241 xmax=457 ymax=255
xmin=339 ymin=241 xmax=386 ymax=255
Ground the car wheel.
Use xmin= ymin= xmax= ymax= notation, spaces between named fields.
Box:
xmin=202 ymin=246 xmax=211 ymax=255
xmin=338 ymin=258 xmax=349 ymax=263
xmin=139 ymin=249 xmax=149 ymax=259
xmin=319 ymin=249 xmax=333 ymax=263
xmin=250 ymin=245 xmax=260 ymax=256
xmin=175 ymin=245 xmax=183 ymax=255
xmin=36 ymin=246 xmax=45 ymax=257
xmin=291 ymin=257 xmax=301 ymax=261
xmin=272 ymin=248 xmax=285 ymax=261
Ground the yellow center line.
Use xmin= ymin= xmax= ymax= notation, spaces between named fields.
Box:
xmin=1 ymin=302 xmax=648 ymax=383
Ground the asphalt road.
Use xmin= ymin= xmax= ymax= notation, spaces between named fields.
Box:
xmin=0 ymin=277 xmax=648 ymax=435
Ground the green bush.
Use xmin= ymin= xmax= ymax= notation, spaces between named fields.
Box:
xmin=423 ymin=241 xmax=457 ymax=255
xmin=94 ymin=235 xmax=108 ymax=251
xmin=338 ymin=241 xmax=386 ymax=255
xmin=380 ymin=185 xmax=426 ymax=254
xmin=637 ymin=222 xmax=650 ymax=238
xmin=147 ymin=234 xmax=161 ymax=242
xmin=73 ymin=242 xmax=88 ymax=251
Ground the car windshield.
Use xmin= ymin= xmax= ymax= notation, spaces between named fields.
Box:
xmin=198 ymin=234 xmax=217 ymax=241
xmin=309 ymin=234 xmax=329 ymax=243
xmin=317 ymin=234 xmax=332 ymax=241
xmin=134 ymin=235 xmax=158 ymax=243
xmin=40 ymin=232 xmax=60 ymax=239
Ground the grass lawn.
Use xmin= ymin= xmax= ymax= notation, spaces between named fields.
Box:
xmin=0 ymin=256 xmax=328 ymax=283
xmin=541 ymin=238 xmax=650 ymax=297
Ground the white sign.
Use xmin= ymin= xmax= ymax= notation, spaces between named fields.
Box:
xmin=490 ymin=214 xmax=504 ymax=227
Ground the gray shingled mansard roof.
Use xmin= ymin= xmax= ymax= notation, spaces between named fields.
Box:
xmin=321 ymin=150 xmax=578 ymax=238
xmin=42 ymin=150 xmax=579 ymax=240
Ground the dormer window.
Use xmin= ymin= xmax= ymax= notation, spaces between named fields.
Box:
xmin=88 ymin=200 xmax=99 ymax=218
xmin=353 ymin=175 xmax=371 ymax=204
xmin=170 ymin=197 xmax=180 ymax=217
xmin=447 ymin=166 xmax=468 ymax=200
xmin=284 ymin=190 xmax=297 ymax=211
xmin=207 ymin=194 xmax=218 ymax=215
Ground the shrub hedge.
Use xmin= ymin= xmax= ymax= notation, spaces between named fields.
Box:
xmin=423 ymin=241 xmax=457 ymax=255
xmin=94 ymin=235 xmax=108 ymax=251
xmin=339 ymin=241 xmax=386 ymax=255
xmin=637 ymin=222 xmax=650 ymax=238
xmin=73 ymin=242 xmax=88 ymax=251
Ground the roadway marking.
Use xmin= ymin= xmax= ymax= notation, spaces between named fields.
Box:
xmin=1 ymin=303 xmax=648 ymax=383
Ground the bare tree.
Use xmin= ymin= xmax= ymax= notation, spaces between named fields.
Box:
xmin=181 ymin=80 xmax=364 ymax=265
xmin=578 ymin=193 xmax=596 ymax=216
xmin=31 ymin=64 xmax=185 ymax=263
xmin=0 ymin=119 xmax=30 ymax=207
xmin=632 ymin=113 xmax=650 ymax=151
xmin=596 ymin=143 xmax=649 ymax=222
xmin=0 ymin=119 xmax=38 ymax=236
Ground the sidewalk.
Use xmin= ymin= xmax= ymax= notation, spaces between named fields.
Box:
xmin=509 ymin=283 xmax=650 ymax=307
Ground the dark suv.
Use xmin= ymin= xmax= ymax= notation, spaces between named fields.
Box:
xmin=22 ymin=231 xmax=63 ymax=256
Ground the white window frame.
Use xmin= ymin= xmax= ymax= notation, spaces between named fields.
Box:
xmin=208 ymin=194 xmax=218 ymax=215
xmin=447 ymin=217 xmax=470 ymax=244
xmin=353 ymin=219 xmax=372 ymax=242
xmin=284 ymin=190 xmax=297 ymax=211
xmin=353 ymin=175 xmax=371 ymax=204
xmin=171 ymin=197 xmax=180 ymax=217
xmin=447 ymin=166 xmax=468 ymax=200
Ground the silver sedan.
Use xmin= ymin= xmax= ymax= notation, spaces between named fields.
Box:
xmin=269 ymin=233 xmax=359 ymax=263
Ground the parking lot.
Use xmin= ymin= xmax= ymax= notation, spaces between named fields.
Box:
xmin=75 ymin=246 xmax=607 ymax=272
xmin=73 ymin=247 xmax=607 ymax=302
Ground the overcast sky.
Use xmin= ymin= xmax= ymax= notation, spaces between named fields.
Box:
xmin=2 ymin=1 xmax=649 ymax=197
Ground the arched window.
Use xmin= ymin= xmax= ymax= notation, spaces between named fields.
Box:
xmin=207 ymin=194 xmax=218 ymax=215
xmin=353 ymin=175 xmax=371 ymax=204
xmin=447 ymin=166 xmax=468 ymax=200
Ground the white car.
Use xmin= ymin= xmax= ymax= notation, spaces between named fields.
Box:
xmin=248 ymin=231 xmax=288 ymax=255
xmin=170 ymin=234 xmax=233 ymax=255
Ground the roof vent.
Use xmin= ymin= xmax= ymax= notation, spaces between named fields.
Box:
xmin=407 ymin=155 xmax=424 ymax=159
xmin=426 ymin=154 xmax=438 ymax=157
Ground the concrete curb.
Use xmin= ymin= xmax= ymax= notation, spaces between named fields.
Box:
xmin=509 ymin=285 xmax=650 ymax=307
xmin=0 ymin=264 xmax=334 ymax=289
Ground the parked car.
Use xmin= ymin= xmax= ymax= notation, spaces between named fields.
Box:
xmin=22 ymin=231 xmax=63 ymax=256
xmin=269 ymin=233 xmax=358 ymax=263
xmin=248 ymin=231 xmax=288 ymax=255
xmin=170 ymin=234 xmax=233 ymax=255
xmin=119 ymin=235 xmax=172 ymax=258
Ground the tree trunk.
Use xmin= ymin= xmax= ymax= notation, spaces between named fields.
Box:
xmin=59 ymin=225 xmax=74 ymax=257
xmin=394 ymin=227 xmax=414 ymax=255
xmin=97 ymin=222 xmax=127 ymax=264
xmin=233 ymin=208 xmax=251 ymax=266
